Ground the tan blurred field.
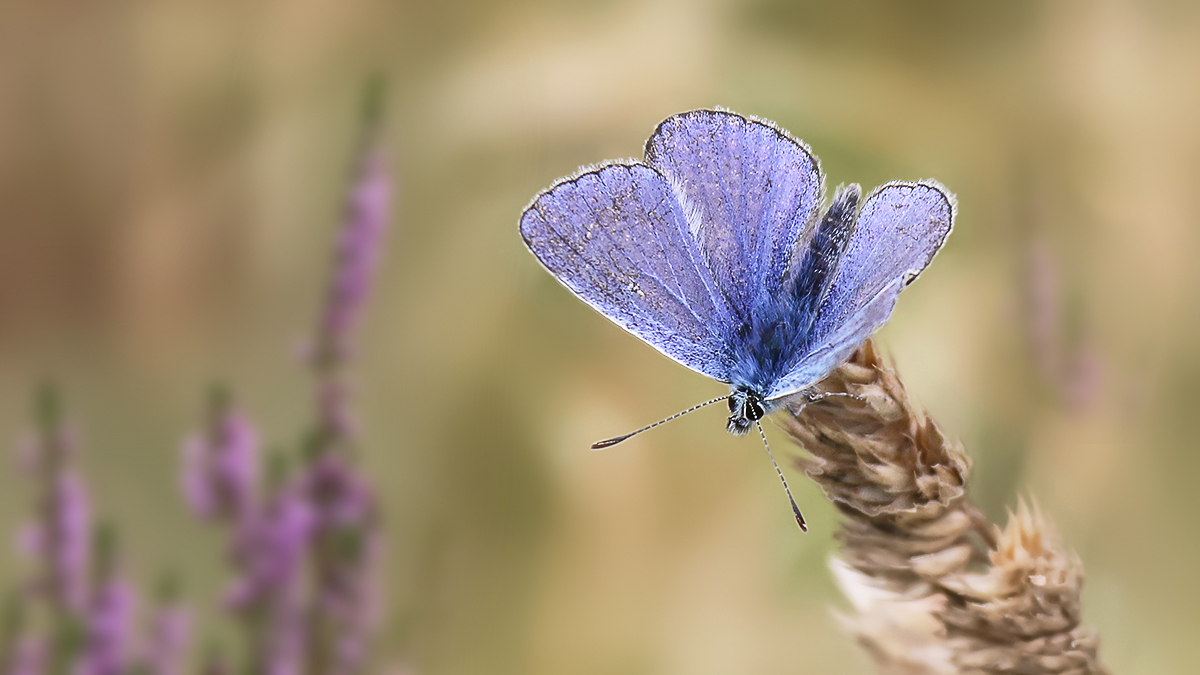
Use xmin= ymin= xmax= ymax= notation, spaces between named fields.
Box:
xmin=1 ymin=1 xmax=1198 ymax=673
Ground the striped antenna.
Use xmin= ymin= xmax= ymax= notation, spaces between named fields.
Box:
xmin=757 ymin=421 xmax=807 ymax=532
xmin=591 ymin=396 xmax=728 ymax=449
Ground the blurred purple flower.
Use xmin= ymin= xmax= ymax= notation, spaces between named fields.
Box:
xmin=192 ymin=110 xmax=392 ymax=675
xmin=182 ymin=408 xmax=259 ymax=521
xmin=317 ymin=379 xmax=360 ymax=443
xmin=1027 ymin=237 xmax=1062 ymax=381
xmin=3 ymin=99 xmax=395 ymax=675
xmin=296 ymin=128 xmax=390 ymax=675
xmin=1065 ymin=344 xmax=1102 ymax=412
xmin=74 ymin=579 xmax=135 ymax=675
xmin=263 ymin=595 xmax=306 ymax=675
xmin=16 ymin=411 xmax=92 ymax=615
xmin=303 ymin=454 xmax=375 ymax=529
xmin=43 ymin=472 xmax=92 ymax=613
xmin=16 ymin=424 xmax=80 ymax=474
xmin=6 ymin=636 xmax=45 ymax=675
xmin=15 ymin=433 xmax=42 ymax=476
xmin=317 ymin=145 xmax=391 ymax=366
xmin=327 ymin=529 xmax=382 ymax=675
xmin=226 ymin=483 xmax=315 ymax=611
xmin=17 ymin=474 xmax=92 ymax=614
xmin=299 ymin=454 xmax=382 ymax=675
xmin=1025 ymin=237 xmax=1102 ymax=412
xmin=143 ymin=604 xmax=189 ymax=675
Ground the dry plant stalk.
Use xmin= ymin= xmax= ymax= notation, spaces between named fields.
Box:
xmin=776 ymin=339 xmax=1108 ymax=675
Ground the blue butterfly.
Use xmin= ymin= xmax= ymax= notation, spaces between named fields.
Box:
xmin=520 ymin=110 xmax=954 ymax=529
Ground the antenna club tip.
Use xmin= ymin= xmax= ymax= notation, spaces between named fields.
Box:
xmin=796 ymin=516 xmax=808 ymax=532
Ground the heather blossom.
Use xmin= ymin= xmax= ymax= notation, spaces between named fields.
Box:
xmin=210 ymin=118 xmax=391 ymax=675
xmin=301 ymin=454 xmax=382 ymax=675
xmin=17 ymin=407 xmax=92 ymax=615
xmin=299 ymin=127 xmax=390 ymax=675
xmin=225 ymin=481 xmax=316 ymax=612
xmin=181 ymin=394 xmax=260 ymax=521
xmin=29 ymin=471 xmax=92 ymax=614
xmin=316 ymin=143 xmax=391 ymax=367
xmin=5 ymin=636 xmax=45 ymax=675
xmin=142 ymin=589 xmax=191 ymax=675
xmin=3 ymin=92 xmax=394 ymax=675
xmin=74 ymin=578 xmax=136 ymax=675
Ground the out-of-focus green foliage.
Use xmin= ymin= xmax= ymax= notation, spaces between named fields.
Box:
xmin=1 ymin=1 xmax=1197 ymax=673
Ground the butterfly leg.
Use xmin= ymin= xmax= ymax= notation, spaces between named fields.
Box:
xmin=803 ymin=389 xmax=866 ymax=404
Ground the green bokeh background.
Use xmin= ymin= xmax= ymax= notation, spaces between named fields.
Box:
xmin=2 ymin=1 xmax=1197 ymax=673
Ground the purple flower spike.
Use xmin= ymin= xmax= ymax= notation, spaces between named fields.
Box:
xmin=304 ymin=454 xmax=375 ymax=529
xmin=195 ymin=104 xmax=393 ymax=675
xmin=263 ymin=595 xmax=306 ymax=675
xmin=329 ymin=529 xmax=383 ymax=675
xmin=298 ymin=453 xmax=382 ymax=675
xmin=182 ymin=407 xmax=259 ymax=521
xmin=18 ymin=469 xmax=92 ymax=614
xmin=143 ymin=604 xmax=190 ymax=675
xmin=74 ymin=579 xmax=135 ymax=675
xmin=317 ymin=144 xmax=391 ymax=366
xmin=6 ymin=636 xmax=46 ymax=675
xmin=18 ymin=399 xmax=93 ymax=616
xmin=317 ymin=379 xmax=360 ymax=442
xmin=50 ymin=472 xmax=92 ymax=613
xmin=226 ymin=484 xmax=315 ymax=611
xmin=294 ymin=124 xmax=391 ymax=675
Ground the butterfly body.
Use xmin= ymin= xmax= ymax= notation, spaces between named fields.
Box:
xmin=520 ymin=109 xmax=954 ymax=436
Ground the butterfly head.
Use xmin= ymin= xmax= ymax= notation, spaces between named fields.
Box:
xmin=727 ymin=387 xmax=766 ymax=436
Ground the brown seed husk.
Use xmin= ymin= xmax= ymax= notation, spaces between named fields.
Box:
xmin=777 ymin=339 xmax=1108 ymax=675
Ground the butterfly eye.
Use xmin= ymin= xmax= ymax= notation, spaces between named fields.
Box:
xmin=747 ymin=398 xmax=765 ymax=421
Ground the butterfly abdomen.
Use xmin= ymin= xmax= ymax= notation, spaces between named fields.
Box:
xmin=728 ymin=185 xmax=863 ymax=396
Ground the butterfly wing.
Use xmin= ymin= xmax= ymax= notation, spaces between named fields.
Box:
xmin=644 ymin=110 xmax=824 ymax=323
xmin=520 ymin=162 xmax=738 ymax=380
xmin=787 ymin=184 xmax=861 ymax=335
xmin=765 ymin=181 xmax=955 ymax=400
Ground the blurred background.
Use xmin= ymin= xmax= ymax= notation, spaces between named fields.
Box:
xmin=1 ymin=0 xmax=1198 ymax=673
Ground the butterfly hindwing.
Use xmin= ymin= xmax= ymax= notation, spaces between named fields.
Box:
xmin=520 ymin=162 xmax=737 ymax=380
xmin=765 ymin=181 xmax=954 ymax=400
xmin=813 ymin=181 xmax=955 ymax=338
xmin=788 ymin=184 xmax=861 ymax=333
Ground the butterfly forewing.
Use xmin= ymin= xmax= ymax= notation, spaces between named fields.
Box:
xmin=520 ymin=163 xmax=737 ymax=380
xmin=645 ymin=111 xmax=823 ymax=322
